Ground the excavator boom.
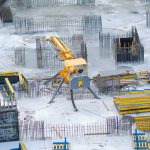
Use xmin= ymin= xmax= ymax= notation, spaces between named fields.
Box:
xmin=48 ymin=36 xmax=74 ymax=60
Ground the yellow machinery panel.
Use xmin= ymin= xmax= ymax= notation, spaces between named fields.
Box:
xmin=64 ymin=58 xmax=87 ymax=68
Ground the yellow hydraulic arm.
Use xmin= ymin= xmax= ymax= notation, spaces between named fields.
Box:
xmin=49 ymin=36 xmax=74 ymax=60
xmin=46 ymin=36 xmax=87 ymax=83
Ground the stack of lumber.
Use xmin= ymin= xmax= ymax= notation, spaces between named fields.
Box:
xmin=115 ymin=89 xmax=150 ymax=96
xmin=134 ymin=116 xmax=150 ymax=131
xmin=114 ymin=94 xmax=150 ymax=114
xmin=139 ymin=70 xmax=150 ymax=83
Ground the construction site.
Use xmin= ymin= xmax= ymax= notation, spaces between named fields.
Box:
xmin=1 ymin=0 xmax=150 ymax=150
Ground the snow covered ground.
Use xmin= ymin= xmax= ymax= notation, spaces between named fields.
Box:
xmin=0 ymin=0 xmax=150 ymax=149
xmin=0 ymin=135 xmax=132 ymax=150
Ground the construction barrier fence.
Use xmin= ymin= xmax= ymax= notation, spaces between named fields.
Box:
xmin=19 ymin=116 xmax=133 ymax=140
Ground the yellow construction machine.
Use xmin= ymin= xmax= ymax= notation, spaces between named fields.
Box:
xmin=45 ymin=36 xmax=99 ymax=111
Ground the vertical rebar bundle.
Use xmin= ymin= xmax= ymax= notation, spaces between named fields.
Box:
xmin=146 ymin=12 xmax=150 ymax=28
xmin=99 ymin=32 xmax=132 ymax=62
xmin=0 ymin=6 xmax=13 ymax=23
xmin=13 ymin=16 xmax=83 ymax=34
xmin=15 ymin=47 xmax=25 ymax=65
xmin=36 ymin=37 xmax=43 ymax=68
xmin=0 ymin=0 xmax=6 ymax=6
xmin=144 ymin=0 xmax=150 ymax=4
xmin=83 ymin=15 xmax=102 ymax=40
xmin=13 ymin=15 xmax=102 ymax=38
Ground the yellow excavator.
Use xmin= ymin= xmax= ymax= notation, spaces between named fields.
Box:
xmin=45 ymin=36 xmax=99 ymax=111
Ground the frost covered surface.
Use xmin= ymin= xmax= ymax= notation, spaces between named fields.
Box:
xmin=0 ymin=0 xmax=150 ymax=149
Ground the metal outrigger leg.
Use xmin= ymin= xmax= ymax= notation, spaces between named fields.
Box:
xmin=48 ymin=78 xmax=64 ymax=104
xmin=44 ymin=73 xmax=60 ymax=85
xmin=70 ymin=89 xmax=78 ymax=111
xmin=87 ymin=86 xmax=100 ymax=99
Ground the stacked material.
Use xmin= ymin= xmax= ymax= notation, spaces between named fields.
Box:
xmin=134 ymin=116 xmax=150 ymax=131
xmin=114 ymin=93 xmax=150 ymax=114
xmin=119 ymin=73 xmax=137 ymax=86
xmin=139 ymin=70 xmax=150 ymax=83
xmin=115 ymin=89 xmax=150 ymax=96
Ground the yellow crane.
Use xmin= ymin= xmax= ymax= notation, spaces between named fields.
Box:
xmin=45 ymin=36 xmax=99 ymax=111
